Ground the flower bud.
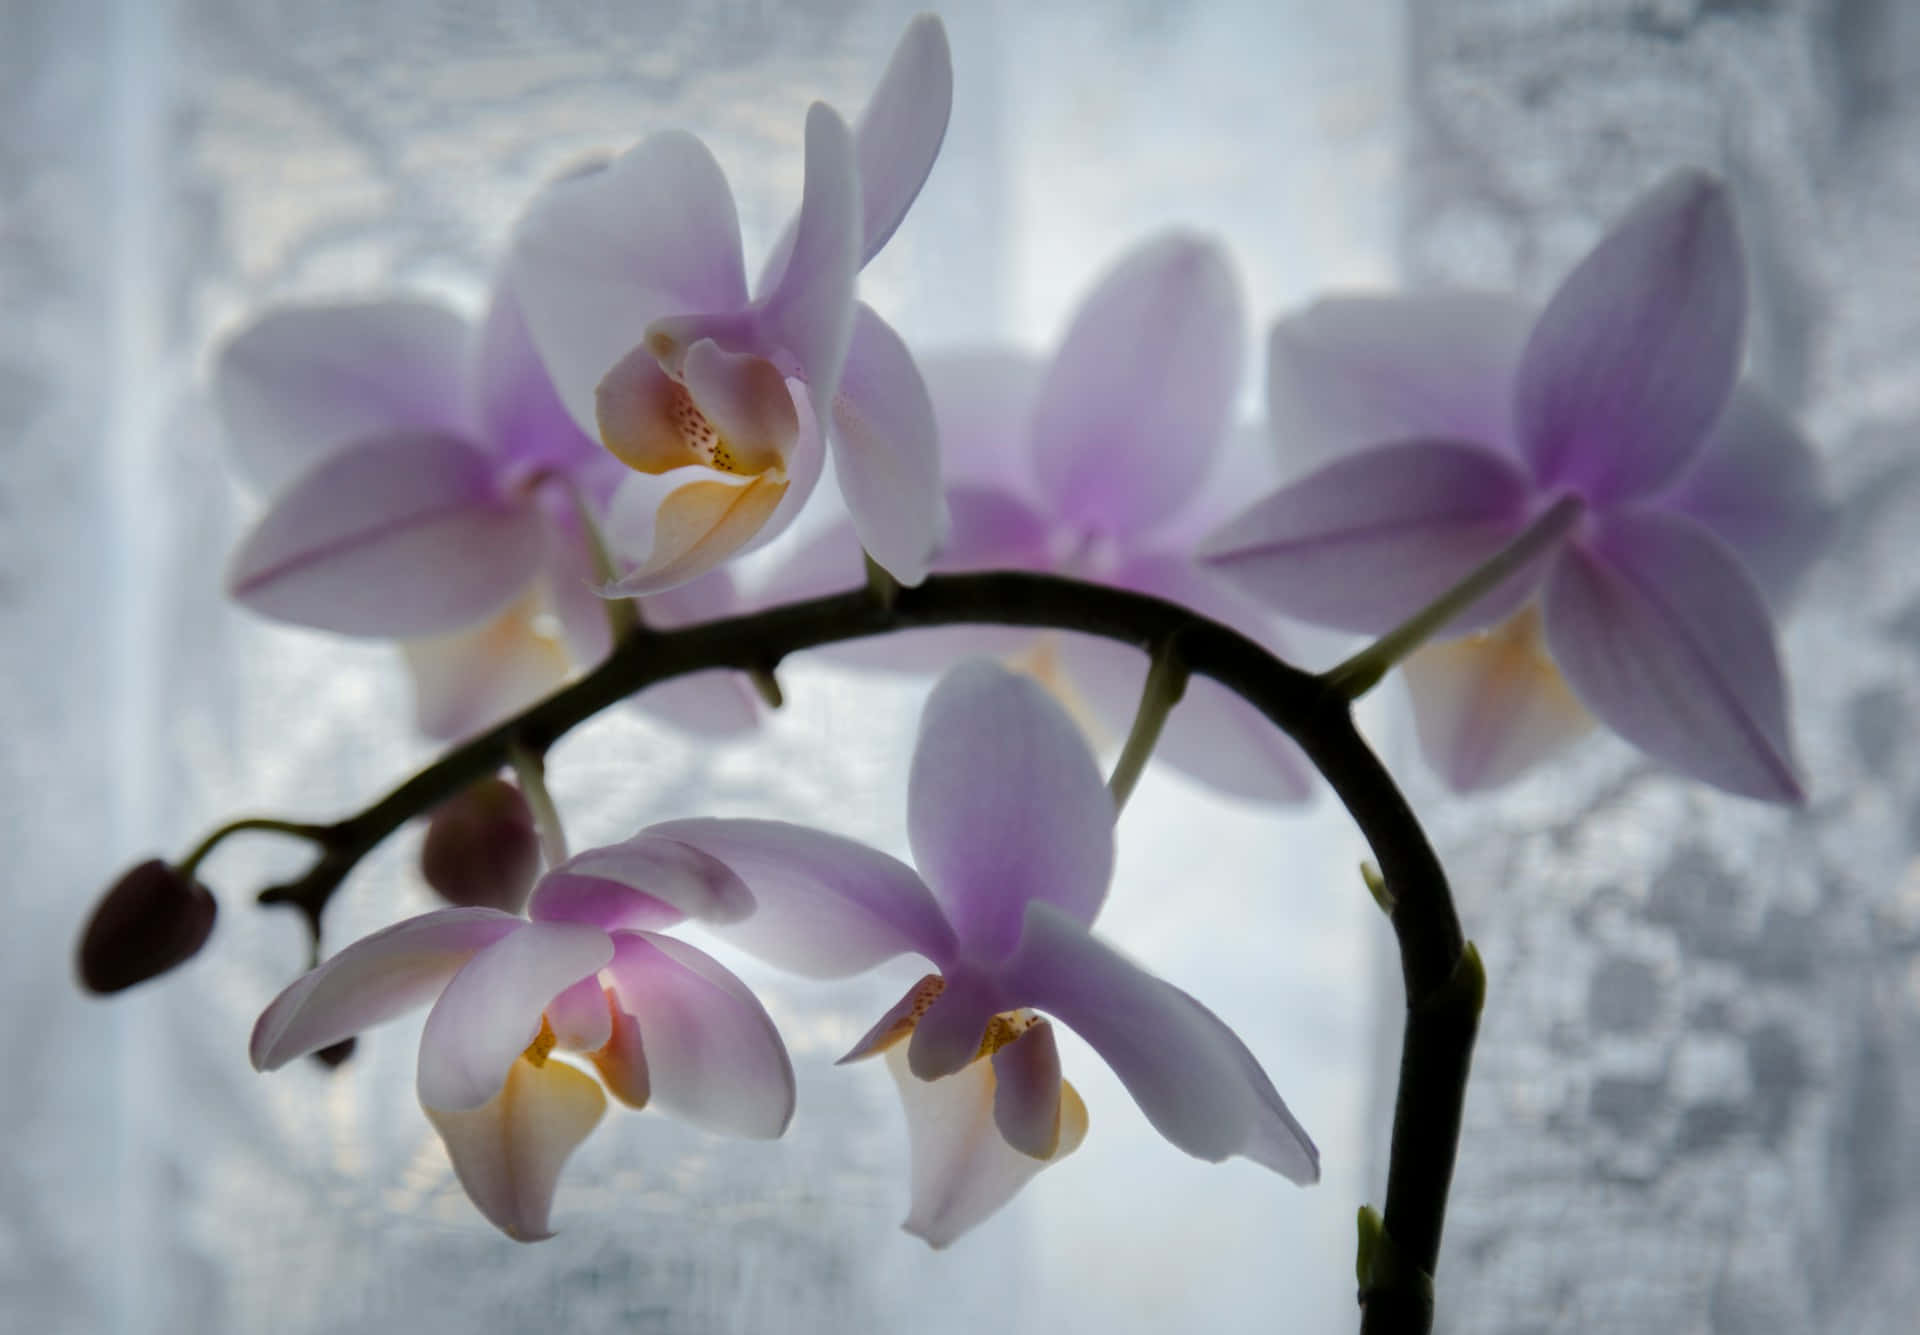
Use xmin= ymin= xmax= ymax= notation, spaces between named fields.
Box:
xmin=77 ymin=859 xmax=218 ymax=994
xmin=310 ymin=1037 xmax=357 ymax=1070
xmin=421 ymin=776 xmax=542 ymax=913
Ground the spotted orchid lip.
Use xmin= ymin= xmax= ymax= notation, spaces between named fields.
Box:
xmin=839 ymin=972 xmax=1051 ymax=1068
xmin=597 ymin=340 xmax=798 ymax=480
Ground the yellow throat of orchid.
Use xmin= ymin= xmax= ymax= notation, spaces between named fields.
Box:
xmin=522 ymin=1014 xmax=559 ymax=1067
xmin=592 ymin=337 xmax=799 ymax=587
xmin=597 ymin=338 xmax=795 ymax=481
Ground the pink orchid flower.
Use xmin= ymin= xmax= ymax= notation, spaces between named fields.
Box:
xmin=1204 ymin=170 xmax=1829 ymax=802
xmin=250 ymin=835 xmax=791 ymax=1242
xmin=508 ymin=15 xmax=952 ymax=595
xmin=641 ymin=661 xmax=1319 ymax=1247
xmin=767 ymin=232 xmax=1314 ymax=804
xmin=218 ymin=277 xmax=761 ymax=740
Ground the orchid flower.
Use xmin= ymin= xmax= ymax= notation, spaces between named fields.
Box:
xmin=250 ymin=834 xmax=792 ymax=1242
xmin=1204 ymin=170 xmax=1829 ymax=802
xmin=639 ymin=661 xmax=1318 ymax=1247
xmin=218 ymin=278 xmax=760 ymax=740
xmin=509 ymin=15 xmax=952 ymax=595
xmin=765 ymin=233 xmax=1314 ymax=804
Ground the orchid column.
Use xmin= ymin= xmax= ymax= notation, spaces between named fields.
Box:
xmin=1399 ymin=2 xmax=1920 ymax=1330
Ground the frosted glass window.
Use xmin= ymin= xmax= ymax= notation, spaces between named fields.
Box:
xmin=10 ymin=2 xmax=1914 ymax=1332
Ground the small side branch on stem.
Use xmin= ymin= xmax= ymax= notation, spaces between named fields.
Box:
xmin=1108 ymin=635 xmax=1191 ymax=811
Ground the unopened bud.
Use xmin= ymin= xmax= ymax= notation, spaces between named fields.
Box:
xmin=77 ymin=859 xmax=218 ymax=994
xmin=421 ymin=777 xmax=542 ymax=913
xmin=311 ymin=1036 xmax=357 ymax=1070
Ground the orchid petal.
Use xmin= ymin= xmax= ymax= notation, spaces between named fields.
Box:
xmin=634 ymin=564 xmax=743 ymax=628
xmin=829 ymin=303 xmax=945 ymax=586
xmin=908 ymin=662 xmax=1114 ymax=960
xmin=592 ymin=1002 xmax=651 ymax=1108
xmin=1544 ymin=509 xmax=1804 ymax=802
xmin=840 ymin=974 xmax=948 ymax=1064
xmin=731 ymin=380 xmax=829 ymax=558
xmin=1007 ymin=903 xmax=1318 ymax=1182
xmin=631 ymin=672 xmax=764 ymax=737
xmin=644 ymin=818 xmax=957 ymax=977
xmin=922 ymin=350 xmax=1046 ymax=491
xmin=1031 ymin=232 xmax=1245 ymax=534
xmin=417 ymin=921 xmax=613 ymax=1113
xmin=771 ymin=458 xmax=1046 ymax=621
xmin=1201 ymin=439 xmax=1541 ymax=634
xmin=1266 ymin=291 xmax=1535 ymax=467
xmin=600 ymin=467 xmax=789 ymax=596
xmin=1146 ymin=420 xmax=1289 ymax=550
xmin=473 ymin=280 xmax=604 ymax=479
xmin=399 ymin=589 xmax=572 ymax=742
xmin=529 ymin=834 xmax=755 ymax=930
xmin=226 ymin=430 xmax=547 ymax=637
xmin=509 ymin=133 xmax=749 ymax=436
xmin=850 ymin=14 xmax=952 ymax=264
xmin=602 ymin=931 xmax=795 ymax=1139
xmin=754 ymin=103 xmax=859 ymax=417
xmin=884 ymin=1040 xmax=1087 ymax=1250
xmin=1006 ymin=634 xmax=1122 ymax=753
xmin=424 ymin=1053 xmax=607 ymax=1242
xmin=1402 ymin=605 xmax=1594 ymax=793
xmin=1517 ymin=170 xmax=1746 ymax=502
xmin=543 ymin=974 xmax=613 ymax=1054
xmin=1658 ymin=384 xmax=1832 ymax=607
xmin=738 ymin=514 xmax=872 ymax=613
xmin=536 ymin=510 xmax=617 ymax=669
xmin=991 ymin=1018 xmax=1066 ymax=1159
xmin=754 ymin=15 xmax=952 ymax=289
xmin=250 ymin=908 xmax=523 ymax=1070
xmin=215 ymin=300 xmax=472 ymax=495
xmin=928 ymin=485 xmax=1057 ymax=573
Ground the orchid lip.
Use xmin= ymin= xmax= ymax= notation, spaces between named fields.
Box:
xmin=597 ymin=339 xmax=798 ymax=483
xmin=840 ymin=973 xmax=1049 ymax=1071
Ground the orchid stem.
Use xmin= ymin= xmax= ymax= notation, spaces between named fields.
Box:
xmin=1108 ymin=637 xmax=1190 ymax=811
xmin=507 ymin=741 xmax=568 ymax=868
xmin=1324 ymin=494 xmax=1584 ymax=701
xmin=176 ymin=816 xmax=331 ymax=880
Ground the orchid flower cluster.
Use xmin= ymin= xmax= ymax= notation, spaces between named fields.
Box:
xmin=76 ymin=11 xmax=1829 ymax=1325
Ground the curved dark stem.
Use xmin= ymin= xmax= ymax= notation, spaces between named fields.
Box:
xmin=245 ymin=568 xmax=1472 ymax=1333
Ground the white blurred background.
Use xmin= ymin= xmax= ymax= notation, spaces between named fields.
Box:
xmin=4 ymin=1 xmax=1917 ymax=1332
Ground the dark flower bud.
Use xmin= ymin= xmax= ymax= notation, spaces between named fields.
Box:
xmin=310 ymin=1037 xmax=357 ymax=1070
xmin=421 ymin=777 xmax=542 ymax=913
xmin=77 ymin=859 xmax=218 ymax=994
